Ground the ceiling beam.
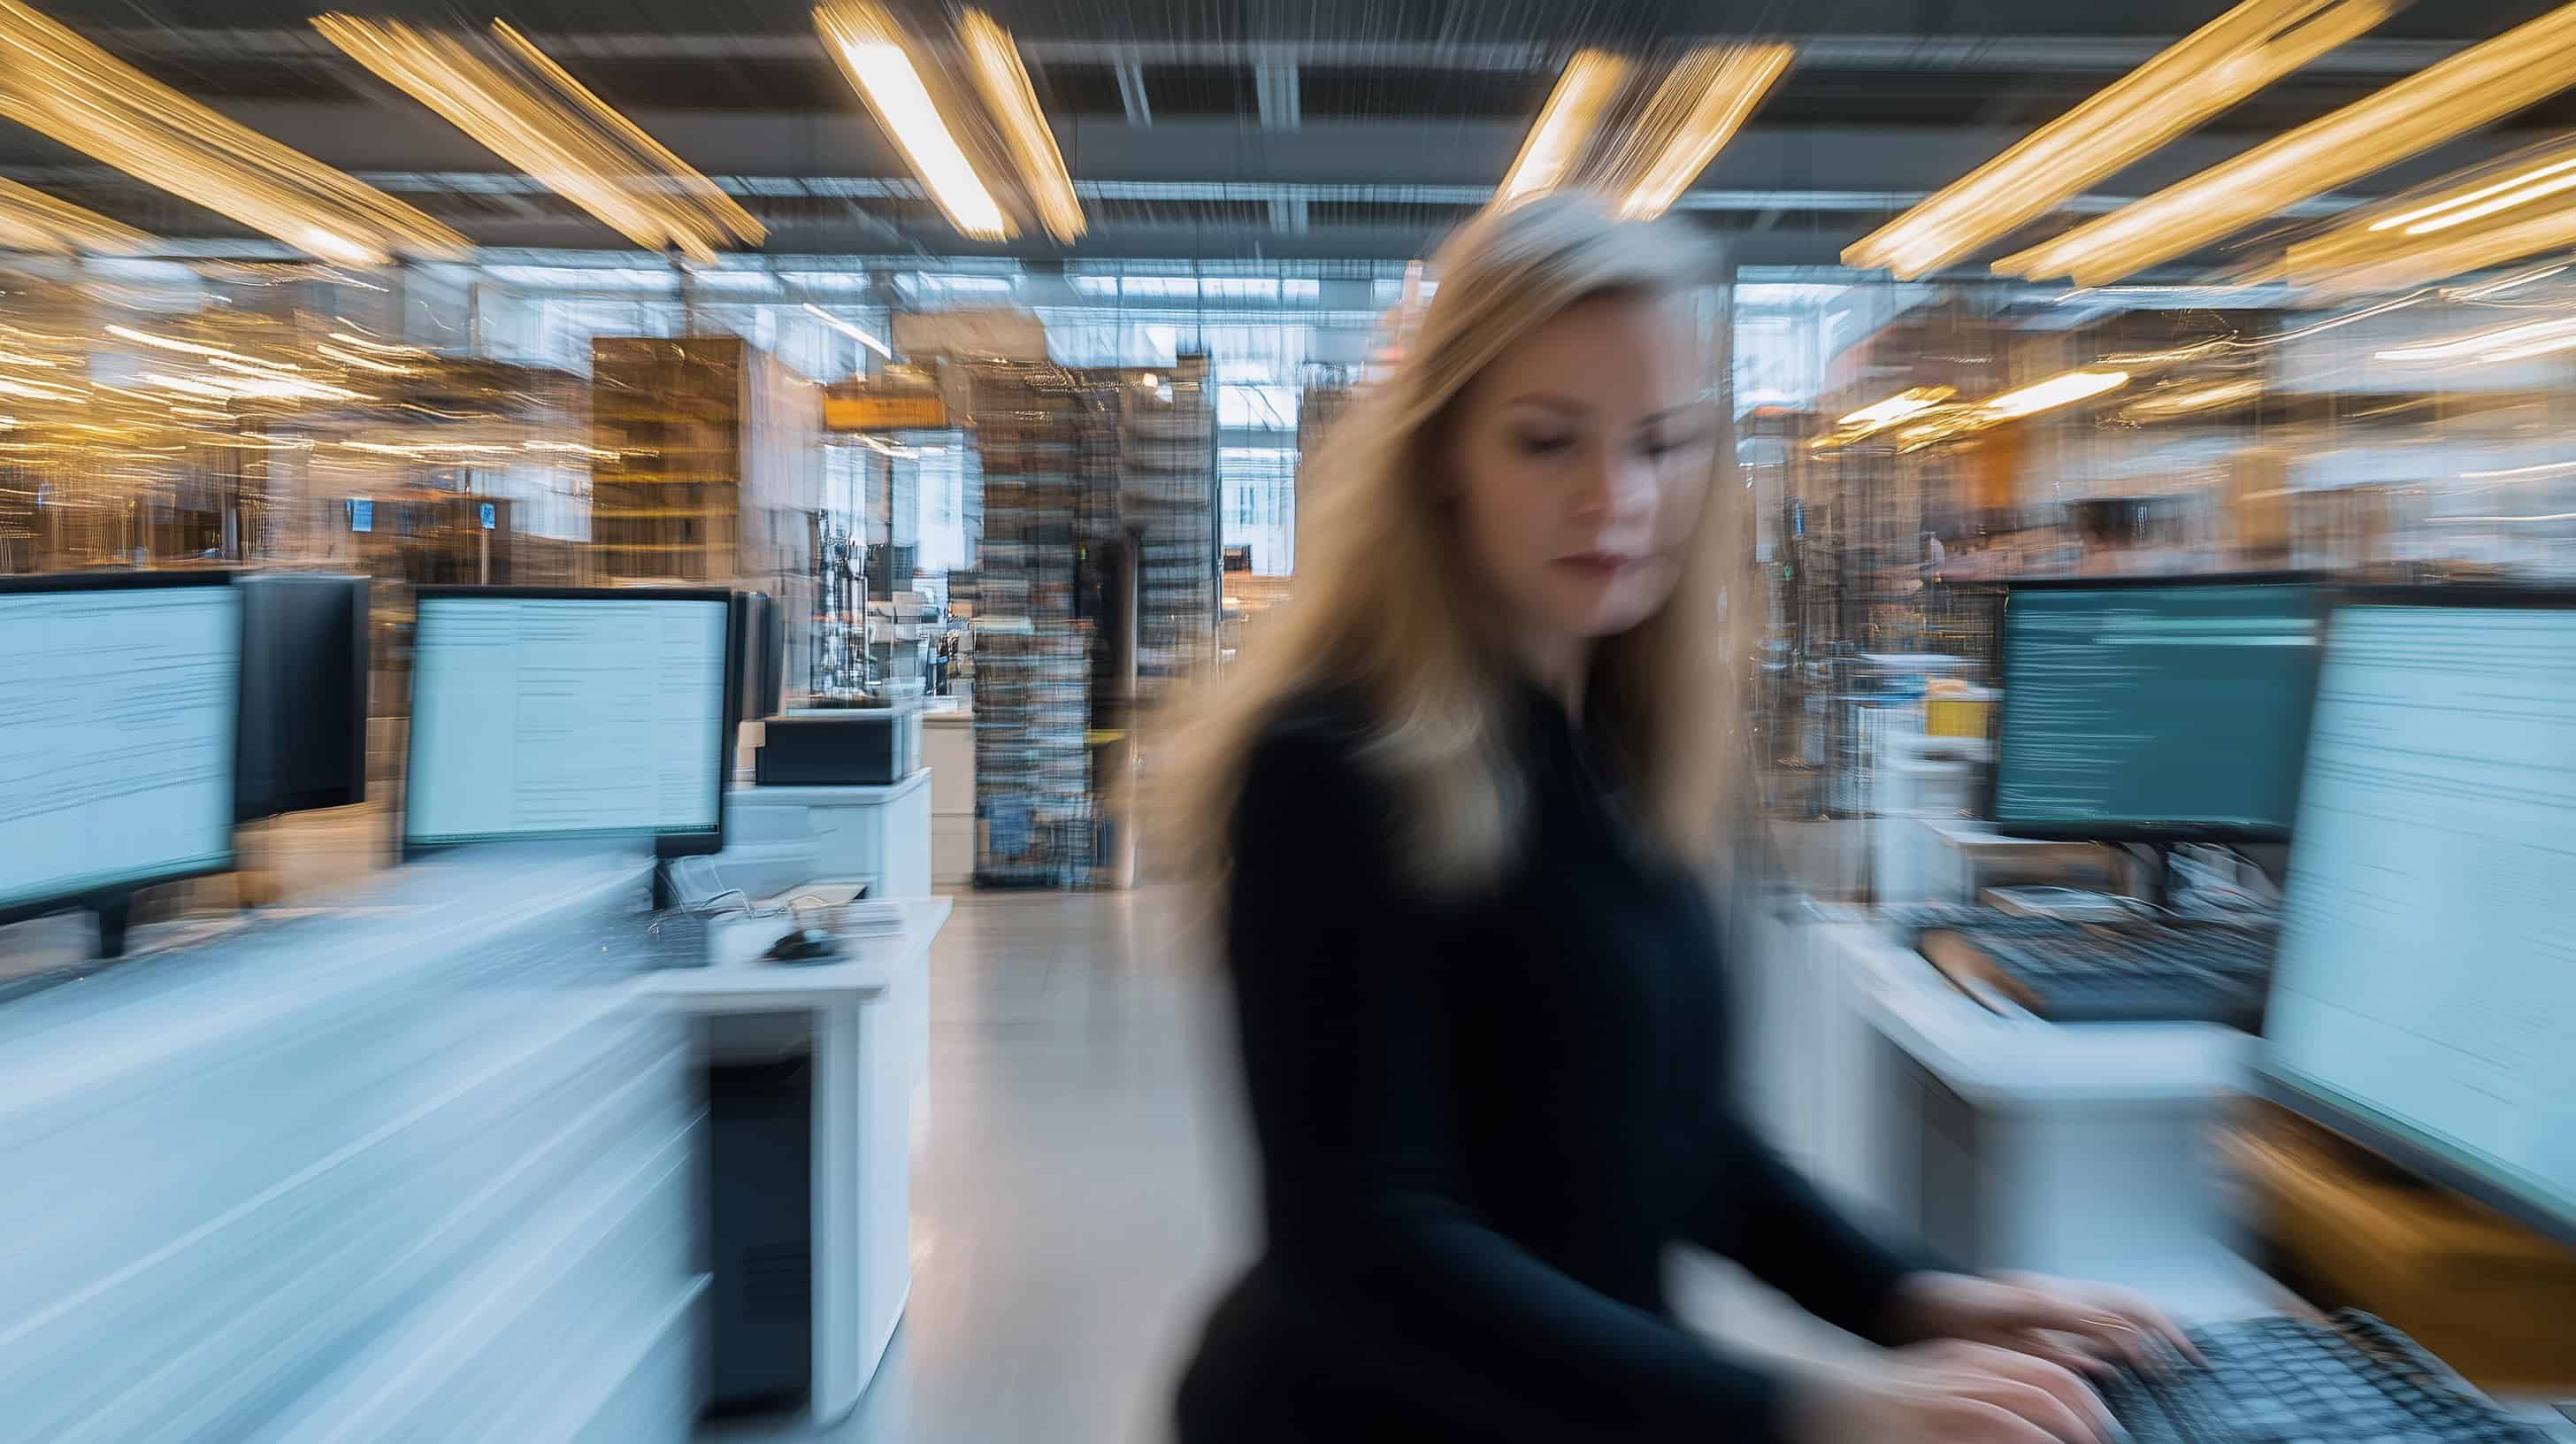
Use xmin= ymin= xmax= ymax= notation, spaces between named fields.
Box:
xmin=84 ymin=26 xmax=2474 ymax=77
xmin=1114 ymin=54 xmax=1152 ymax=126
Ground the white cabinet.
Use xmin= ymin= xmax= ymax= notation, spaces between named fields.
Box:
xmin=922 ymin=710 xmax=977 ymax=887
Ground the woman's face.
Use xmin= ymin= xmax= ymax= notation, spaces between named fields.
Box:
xmin=1449 ymin=290 xmax=1716 ymax=648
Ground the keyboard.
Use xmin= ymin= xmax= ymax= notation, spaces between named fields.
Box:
xmin=1915 ymin=916 xmax=2277 ymax=1029
xmin=2102 ymin=1311 xmax=2549 ymax=1444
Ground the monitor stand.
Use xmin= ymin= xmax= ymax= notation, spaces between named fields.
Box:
xmin=95 ymin=896 xmax=133 ymax=960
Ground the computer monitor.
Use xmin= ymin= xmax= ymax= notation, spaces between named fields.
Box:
xmin=0 ymin=572 xmax=242 ymax=956
xmin=2259 ymin=591 xmax=2576 ymax=1248
xmin=731 ymin=590 xmax=785 ymax=724
xmin=235 ymin=572 xmax=371 ymax=821
xmin=1990 ymin=575 xmax=2324 ymax=841
xmin=403 ymin=587 xmax=736 ymax=858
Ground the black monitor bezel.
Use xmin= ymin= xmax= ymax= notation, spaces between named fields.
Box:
xmin=1985 ymin=570 xmax=2327 ymax=843
xmin=2258 ymin=582 xmax=2576 ymax=1249
xmin=402 ymin=584 xmax=739 ymax=862
xmin=0 ymin=569 xmax=244 ymax=929
xmin=234 ymin=572 xmax=372 ymax=821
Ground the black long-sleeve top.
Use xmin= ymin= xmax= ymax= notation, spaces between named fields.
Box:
xmin=1175 ymin=685 xmax=1927 ymax=1443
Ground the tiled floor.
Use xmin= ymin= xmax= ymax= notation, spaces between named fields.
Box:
xmin=700 ymin=889 xmax=1254 ymax=1444
xmin=698 ymin=887 xmax=1872 ymax=1444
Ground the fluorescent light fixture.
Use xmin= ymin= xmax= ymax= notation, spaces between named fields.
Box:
xmin=959 ymin=9 xmax=1084 ymax=242
xmin=2126 ymin=377 xmax=2264 ymax=416
xmin=2382 ymin=156 xmax=2576 ymax=234
xmin=804 ymin=303 xmax=894 ymax=359
xmin=1997 ymin=0 xmax=2576 ymax=287
xmin=0 ymin=374 xmax=82 ymax=403
xmin=1983 ymin=368 xmax=2129 ymax=419
xmin=1848 ymin=0 xmax=2390 ymax=279
xmin=1838 ymin=388 xmax=1948 ymax=428
xmin=313 ymin=16 xmax=763 ymax=265
xmin=1608 ymin=44 xmax=1794 ymax=220
xmin=2377 ymin=315 xmax=2576 ymax=362
xmin=815 ymin=0 xmax=1011 ymax=240
xmin=2450 ymin=263 xmax=2569 ymax=299
xmin=0 ymin=0 xmax=462 ymax=265
xmin=316 ymin=342 xmax=416 ymax=374
xmin=105 ymin=324 xmax=268 ymax=367
xmin=1495 ymin=50 xmax=1629 ymax=209
xmin=0 ymin=173 xmax=152 ymax=255
xmin=2281 ymin=137 xmax=2576 ymax=296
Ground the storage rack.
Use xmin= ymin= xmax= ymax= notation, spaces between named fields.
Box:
xmin=963 ymin=362 xmax=1115 ymax=887
xmin=589 ymin=334 xmax=822 ymax=691
xmin=1123 ymin=354 xmax=1220 ymax=691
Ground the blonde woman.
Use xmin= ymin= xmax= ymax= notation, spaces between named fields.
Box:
xmin=1167 ymin=196 xmax=2193 ymax=1443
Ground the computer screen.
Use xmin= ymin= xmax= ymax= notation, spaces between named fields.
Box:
xmin=235 ymin=573 xmax=370 ymax=821
xmin=0 ymin=574 xmax=240 ymax=918
xmin=404 ymin=588 xmax=732 ymax=852
xmin=1992 ymin=579 xmax=2323 ymax=841
xmin=731 ymin=590 xmax=781 ymax=724
xmin=2262 ymin=598 xmax=2576 ymax=1246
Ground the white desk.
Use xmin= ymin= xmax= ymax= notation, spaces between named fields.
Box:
xmin=724 ymin=773 xmax=934 ymax=902
xmin=634 ymin=895 xmax=952 ymax=1426
xmin=1811 ymin=918 xmax=2576 ymax=1438
xmin=1892 ymin=818 xmax=2119 ymax=903
xmin=1810 ymin=921 xmax=2254 ymax=1306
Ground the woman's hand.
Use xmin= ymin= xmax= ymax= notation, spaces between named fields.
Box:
xmin=1888 ymin=1270 xmax=2204 ymax=1376
xmin=1786 ymin=1340 xmax=2117 ymax=1444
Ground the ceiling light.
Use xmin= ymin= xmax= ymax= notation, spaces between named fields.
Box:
xmin=2376 ymin=315 xmax=2576 ymax=362
xmin=2381 ymin=156 xmax=2576 ymax=234
xmin=1494 ymin=50 xmax=1628 ymax=209
xmin=1606 ymin=44 xmax=1795 ymax=221
xmin=805 ymin=303 xmax=894 ymax=358
xmin=1848 ymin=0 xmax=2390 ymax=279
xmin=0 ymin=374 xmax=82 ymax=403
xmin=1983 ymin=368 xmax=2130 ymax=419
xmin=316 ymin=342 xmax=417 ymax=374
xmin=959 ymin=9 xmax=1084 ymax=243
xmin=1837 ymin=387 xmax=1951 ymax=428
xmin=815 ymin=0 xmax=1011 ymax=240
xmin=2126 ymin=378 xmax=2265 ymax=416
xmin=326 ymin=329 xmax=429 ymax=356
xmin=2279 ymin=136 xmax=2576 ymax=296
xmin=0 ymin=0 xmax=463 ymax=265
xmin=0 ymin=173 xmax=152 ymax=255
xmin=106 ymin=324 xmax=268 ymax=368
xmin=314 ymin=16 xmax=764 ymax=265
xmin=2449 ymin=263 xmax=2569 ymax=300
xmin=1996 ymin=0 xmax=2576 ymax=287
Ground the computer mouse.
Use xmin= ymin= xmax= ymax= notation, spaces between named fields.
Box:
xmin=764 ymin=926 xmax=844 ymax=964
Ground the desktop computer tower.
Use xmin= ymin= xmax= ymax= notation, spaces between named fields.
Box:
xmin=705 ymin=1055 xmax=813 ymax=1412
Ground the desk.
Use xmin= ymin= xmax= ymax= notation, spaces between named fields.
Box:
xmin=2140 ymin=1269 xmax=2576 ymax=1440
xmin=0 ymin=847 xmax=702 ymax=1444
xmin=634 ymin=895 xmax=952 ymax=1425
xmin=1806 ymin=918 xmax=2576 ymax=1440
xmin=1811 ymin=921 xmax=2254 ymax=1310
xmin=724 ymin=774 xmax=933 ymax=903
xmin=1894 ymin=818 xmax=2117 ymax=903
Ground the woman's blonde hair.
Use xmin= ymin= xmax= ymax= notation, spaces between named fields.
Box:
xmin=1159 ymin=192 xmax=1754 ymax=895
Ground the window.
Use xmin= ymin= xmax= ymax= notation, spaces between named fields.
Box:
xmin=1218 ymin=384 xmax=1297 ymax=430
